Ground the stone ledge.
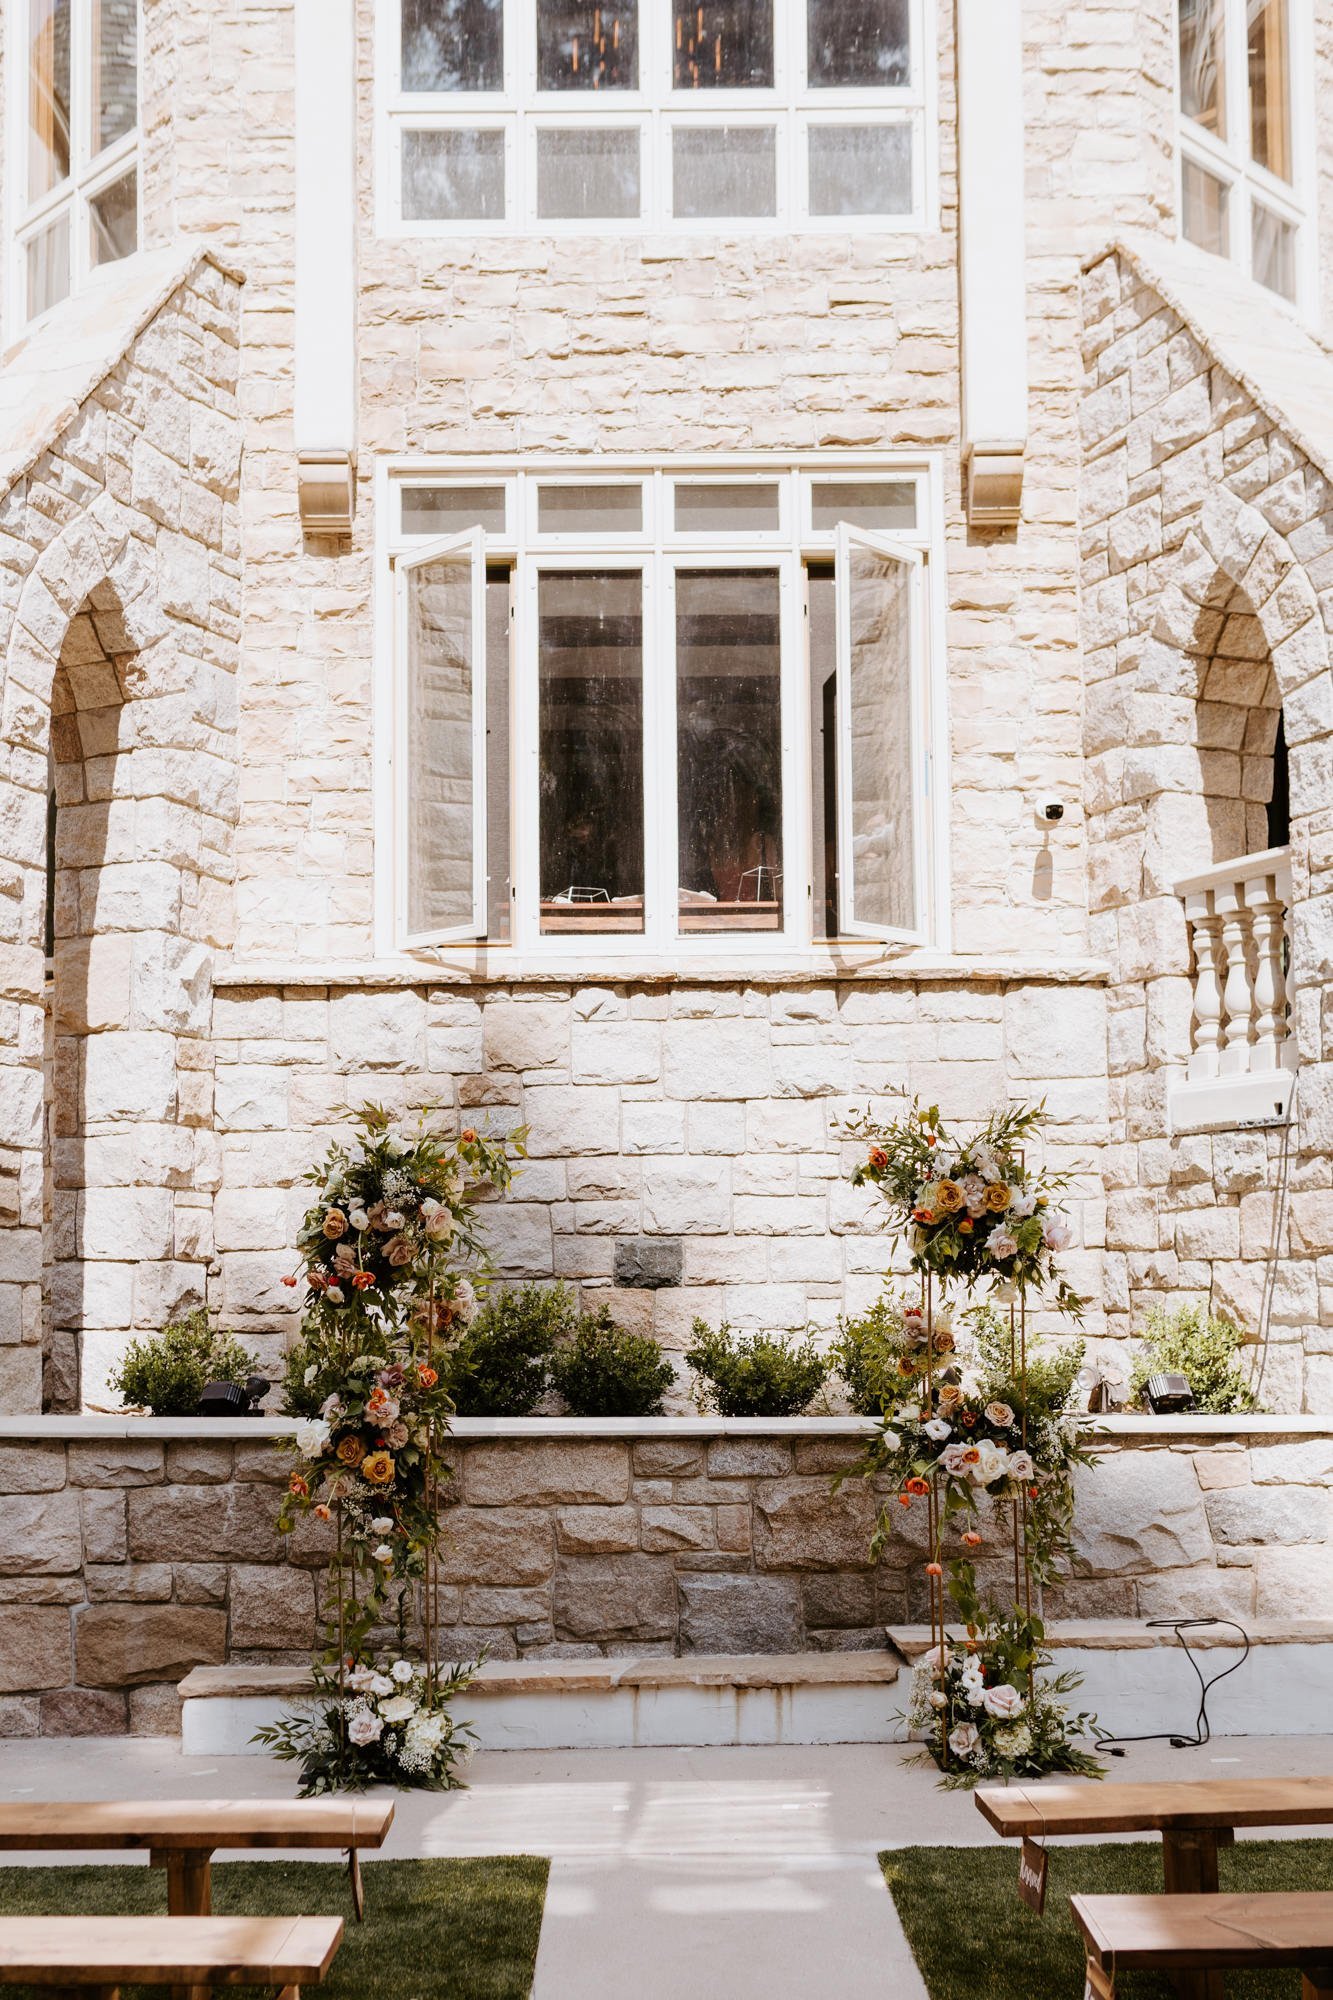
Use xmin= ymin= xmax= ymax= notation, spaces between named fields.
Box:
xmin=2 ymin=1415 xmax=1329 ymax=1441
xmin=887 ymin=1619 xmax=1333 ymax=1659
xmin=211 ymin=954 xmax=1112 ymax=991
xmin=180 ymin=1650 xmax=902 ymax=1703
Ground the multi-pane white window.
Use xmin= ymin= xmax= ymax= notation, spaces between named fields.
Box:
xmin=378 ymin=0 xmax=929 ymax=232
xmin=383 ymin=463 xmax=939 ymax=956
xmin=8 ymin=0 xmax=138 ymax=326
xmin=1176 ymin=0 xmax=1309 ymax=306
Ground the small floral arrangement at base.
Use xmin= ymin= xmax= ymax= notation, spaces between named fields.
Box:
xmin=903 ymin=1611 xmax=1102 ymax=1790
xmin=253 ymin=1655 xmax=478 ymax=1796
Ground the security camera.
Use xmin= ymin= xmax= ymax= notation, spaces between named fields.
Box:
xmin=1034 ymin=797 xmax=1065 ymax=828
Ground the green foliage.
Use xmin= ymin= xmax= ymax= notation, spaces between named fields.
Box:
xmin=550 ymin=1307 xmax=675 ymax=1417
xmin=446 ymin=1282 xmax=577 ymax=1416
xmin=110 ymin=1311 xmax=257 ymax=1417
xmin=967 ymin=1302 xmax=1085 ymax=1424
xmin=684 ymin=1318 xmax=831 ymax=1417
xmin=1131 ymin=1300 xmax=1261 ymax=1414
xmin=830 ymin=1296 xmax=903 ymax=1414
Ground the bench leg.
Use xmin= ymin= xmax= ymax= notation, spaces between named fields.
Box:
xmin=1161 ymin=1831 xmax=1225 ymax=2000
xmin=156 ymin=1849 xmax=214 ymax=2000
xmin=1303 ymin=1971 xmax=1333 ymax=1999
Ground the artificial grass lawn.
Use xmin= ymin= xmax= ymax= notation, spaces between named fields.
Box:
xmin=883 ymin=1838 xmax=1333 ymax=2000
xmin=0 ymin=1856 xmax=548 ymax=2000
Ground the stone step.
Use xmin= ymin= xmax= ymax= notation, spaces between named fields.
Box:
xmin=886 ymin=1621 xmax=1333 ymax=1739
xmin=181 ymin=1650 xmax=903 ymax=1755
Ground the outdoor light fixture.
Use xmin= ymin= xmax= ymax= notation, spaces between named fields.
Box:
xmin=198 ymin=1376 xmax=272 ymax=1417
xmin=1144 ymin=1372 xmax=1194 ymax=1414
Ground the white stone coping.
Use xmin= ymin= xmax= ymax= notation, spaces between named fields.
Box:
xmin=180 ymin=1651 xmax=903 ymax=1701
xmin=888 ymin=1620 xmax=1333 ymax=1656
xmin=0 ymin=1414 xmax=1328 ymax=1441
xmin=210 ymin=952 xmax=1111 ymax=991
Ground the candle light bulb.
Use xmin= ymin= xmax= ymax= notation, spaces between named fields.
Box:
xmin=572 ymin=33 xmax=579 ymax=69
xmin=715 ymin=31 xmax=721 ymax=70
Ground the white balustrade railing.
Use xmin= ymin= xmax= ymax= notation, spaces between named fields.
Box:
xmin=1170 ymin=845 xmax=1295 ymax=1131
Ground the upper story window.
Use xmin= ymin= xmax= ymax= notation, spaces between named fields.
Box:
xmin=378 ymin=0 xmax=928 ymax=233
xmin=10 ymin=0 xmax=138 ymax=326
xmin=1176 ymin=0 xmax=1308 ymax=306
xmin=380 ymin=460 xmax=941 ymax=959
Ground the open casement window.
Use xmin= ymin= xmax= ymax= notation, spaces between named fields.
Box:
xmin=395 ymin=528 xmax=487 ymax=947
xmin=834 ymin=524 xmax=927 ymax=944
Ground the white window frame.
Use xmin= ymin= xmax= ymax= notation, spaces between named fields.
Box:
xmin=375 ymin=453 xmax=950 ymax=967
xmin=4 ymin=0 xmax=140 ymax=335
xmin=393 ymin=527 xmax=489 ymax=947
xmin=375 ymin=0 xmax=935 ymax=236
xmin=1174 ymin=0 xmax=1315 ymax=314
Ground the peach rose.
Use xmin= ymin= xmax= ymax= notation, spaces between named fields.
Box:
xmin=361 ymin=1450 xmax=396 ymax=1487
xmin=385 ymin=1235 xmax=415 ymax=1267
xmin=322 ymin=1209 xmax=348 ymax=1239
xmin=935 ymin=1179 xmax=964 ymax=1214
xmin=983 ymin=1183 xmax=1012 ymax=1213
xmin=336 ymin=1436 xmax=365 ymax=1468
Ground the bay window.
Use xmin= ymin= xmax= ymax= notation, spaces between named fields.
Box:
xmin=378 ymin=0 xmax=927 ymax=231
xmin=1176 ymin=0 xmax=1309 ymax=306
xmin=385 ymin=461 xmax=938 ymax=957
xmin=10 ymin=0 xmax=138 ymax=326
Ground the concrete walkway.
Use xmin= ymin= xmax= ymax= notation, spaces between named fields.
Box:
xmin=0 ymin=1735 xmax=1329 ymax=1998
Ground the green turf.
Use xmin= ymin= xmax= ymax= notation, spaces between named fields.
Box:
xmin=0 ymin=1856 xmax=548 ymax=2000
xmin=882 ymin=1838 xmax=1333 ymax=2000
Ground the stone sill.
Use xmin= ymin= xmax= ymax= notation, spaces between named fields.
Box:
xmin=2 ymin=1413 xmax=1329 ymax=1440
xmin=212 ymin=952 xmax=1111 ymax=992
xmin=889 ymin=1619 xmax=1333 ymax=1656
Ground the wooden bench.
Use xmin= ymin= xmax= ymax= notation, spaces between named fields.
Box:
xmin=0 ymin=1800 xmax=394 ymax=1925
xmin=0 ymin=1913 xmax=343 ymax=1999
xmin=1071 ymin=1892 xmax=1333 ymax=2000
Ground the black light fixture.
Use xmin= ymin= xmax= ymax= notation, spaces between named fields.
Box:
xmin=1145 ymin=1371 xmax=1194 ymax=1414
xmin=198 ymin=1375 xmax=271 ymax=1417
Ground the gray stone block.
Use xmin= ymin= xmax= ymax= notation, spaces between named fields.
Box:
xmin=613 ymin=1238 xmax=684 ymax=1289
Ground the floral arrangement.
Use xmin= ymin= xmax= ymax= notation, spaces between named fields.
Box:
xmin=847 ymin=1100 xmax=1088 ymax=1319
xmin=254 ymin=1656 xmax=478 ymax=1796
xmin=903 ymin=1611 xmax=1102 ymax=1789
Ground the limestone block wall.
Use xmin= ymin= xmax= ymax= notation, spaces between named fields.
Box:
xmin=1080 ymin=242 xmax=1333 ymax=1412
xmin=0 ymin=1418 xmax=1325 ymax=1738
xmin=205 ymin=970 xmax=1110 ymax=1397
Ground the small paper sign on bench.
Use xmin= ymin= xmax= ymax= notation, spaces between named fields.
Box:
xmin=1017 ymin=1837 xmax=1048 ymax=1915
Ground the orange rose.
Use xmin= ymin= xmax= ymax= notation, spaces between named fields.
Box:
xmin=417 ymin=1365 xmax=438 ymax=1388
xmin=351 ymin=1270 xmax=376 ymax=1290
xmin=336 ymin=1436 xmax=365 ymax=1468
xmin=289 ymin=1473 xmax=308 ymax=1498
xmin=460 ymin=1127 xmax=477 ymax=1143
xmin=962 ymin=1530 xmax=982 ymax=1547
xmin=925 ymin=1561 xmax=942 ymax=1576
xmin=905 ymin=1476 xmax=931 ymax=1496
xmin=868 ymin=1146 xmax=889 ymax=1171
xmin=314 ymin=1503 xmax=332 ymax=1522
xmin=361 ymin=1450 xmax=396 ymax=1487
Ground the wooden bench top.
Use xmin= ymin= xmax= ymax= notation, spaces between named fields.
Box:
xmin=0 ymin=1915 xmax=343 ymax=1986
xmin=1072 ymin=1893 xmax=1333 ymax=1971
xmin=0 ymin=1800 xmax=393 ymax=1854
xmin=976 ymin=1776 xmax=1333 ymax=1839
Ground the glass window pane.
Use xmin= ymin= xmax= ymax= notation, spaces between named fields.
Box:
xmin=401 ymin=0 xmax=503 ymax=90
xmin=676 ymin=569 xmax=783 ymax=933
xmin=811 ymin=480 xmax=916 ymax=531
xmin=673 ymin=1 xmax=774 ymax=88
xmin=807 ymin=564 xmax=838 ymax=939
xmin=1248 ymin=0 xmax=1291 ymax=181
xmin=405 ymin=546 xmax=479 ymax=938
xmin=843 ymin=542 xmax=916 ymax=934
xmin=1181 ymin=155 xmax=1229 ymax=255
xmin=485 ymin=565 xmax=512 ymax=941
xmin=28 ymin=0 xmax=71 ymax=201
xmin=672 ymin=125 xmax=776 ymax=217
xmin=674 ymin=481 xmax=780 ymax=532
xmin=537 ymin=127 xmax=641 ymax=219
xmin=402 ymin=485 xmax=509 ymax=535
xmin=90 ymin=170 xmax=137 ymax=267
xmin=538 ymin=3 xmax=638 ymax=89
xmin=539 ymin=571 xmax=644 ymax=934
xmin=808 ymin=123 xmax=911 ymax=216
xmin=1252 ymin=201 xmax=1297 ymax=300
xmin=26 ymin=214 xmax=70 ymax=318
xmin=403 ymin=128 xmax=505 ymax=221
xmin=538 ymin=484 xmax=644 ymax=533
xmin=808 ymin=0 xmax=909 ymax=87
xmin=93 ymin=0 xmax=137 ymax=153
xmin=1177 ymin=0 xmax=1225 ymax=135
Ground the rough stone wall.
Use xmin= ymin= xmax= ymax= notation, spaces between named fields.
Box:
xmin=0 ymin=258 xmax=244 ymax=1412
xmin=1081 ymin=245 xmax=1333 ymax=1412
xmin=207 ymin=973 xmax=1109 ymax=1393
xmin=1 ymin=1424 xmax=1325 ymax=1736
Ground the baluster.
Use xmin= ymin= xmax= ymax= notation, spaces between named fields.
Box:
xmin=1247 ymin=871 xmax=1289 ymax=1073
xmin=1216 ymin=880 xmax=1256 ymax=1077
xmin=1186 ymin=891 xmax=1223 ymax=1080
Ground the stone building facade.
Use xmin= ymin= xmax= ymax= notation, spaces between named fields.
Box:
xmin=0 ymin=0 xmax=1331 ymax=1411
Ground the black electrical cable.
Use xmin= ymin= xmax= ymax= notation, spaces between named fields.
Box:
xmin=1094 ymin=1618 xmax=1252 ymax=1755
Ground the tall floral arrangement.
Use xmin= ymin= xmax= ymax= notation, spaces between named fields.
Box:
xmin=842 ymin=1099 xmax=1103 ymax=1786
xmin=259 ymin=1104 xmax=524 ymax=1794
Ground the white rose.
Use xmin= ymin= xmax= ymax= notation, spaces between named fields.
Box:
xmin=369 ymin=1673 xmax=394 ymax=1697
xmin=1009 ymin=1189 xmax=1036 ymax=1219
xmin=971 ymin=1440 xmax=1011 ymax=1485
xmin=988 ymin=1228 xmax=1019 ymax=1262
xmin=948 ymin=1721 xmax=980 ymax=1757
xmin=378 ymin=1694 xmax=416 ymax=1724
xmin=929 ymin=1691 xmax=947 ymax=1710
xmin=349 ymin=1208 xmax=370 ymax=1231
xmin=294 ymin=1418 xmax=330 ymax=1459
xmin=347 ymin=1710 xmax=382 ymax=1746
xmin=1043 ymin=1219 xmax=1072 ymax=1252
xmin=923 ymin=1418 xmax=952 ymax=1442
xmin=372 ymin=1517 xmax=394 ymax=1534
xmin=325 ymin=1286 xmax=345 ymax=1304
xmin=1008 ymin=1451 xmax=1036 ymax=1482
xmin=880 ymin=1429 xmax=901 ymax=1453
xmin=981 ymin=1683 xmax=1025 ymax=1720
xmin=390 ymin=1659 xmax=415 ymax=1684
xmin=372 ymin=1543 xmax=394 ymax=1563
xmin=346 ymin=1665 xmax=376 ymax=1694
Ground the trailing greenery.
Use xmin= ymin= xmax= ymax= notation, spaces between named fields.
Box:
xmin=1130 ymin=1300 xmax=1261 ymax=1414
xmin=550 ymin=1307 xmax=675 ymax=1417
xmin=110 ymin=1311 xmax=257 ymax=1417
xmin=0 ymin=1855 xmax=550 ymax=2000
xmin=830 ymin=1295 xmax=903 ymax=1414
xmin=685 ymin=1319 xmax=830 ymax=1417
xmin=884 ymin=1837 xmax=1333 ymax=2000
xmin=445 ymin=1282 xmax=577 ymax=1417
